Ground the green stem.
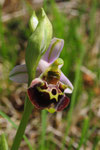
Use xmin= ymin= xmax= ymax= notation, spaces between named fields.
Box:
xmin=77 ymin=118 xmax=89 ymax=150
xmin=11 ymin=96 xmax=33 ymax=150
xmin=40 ymin=110 xmax=47 ymax=150
xmin=11 ymin=54 xmax=41 ymax=150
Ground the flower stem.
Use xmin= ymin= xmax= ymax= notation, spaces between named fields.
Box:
xmin=11 ymin=96 xmax=33 ymax=150
xmin=40 ymin=110 xmax=47 ymax=150
xmin=11 ymin=54 xmax=41 ymax=150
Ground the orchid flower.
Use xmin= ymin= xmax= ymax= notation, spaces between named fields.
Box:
xmin=10 ymin=38 xmax=73 ymax=113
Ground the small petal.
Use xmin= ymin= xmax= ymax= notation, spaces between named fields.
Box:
xmin=42 ymin=38 xmax=64 ymax=64
xmin=60 ymin=72 xmax=74 ymax=93
xmin=38 ymin=59 xmax=50 ymax=73
xmin=9 ymin=64 xmax=28 ymax=83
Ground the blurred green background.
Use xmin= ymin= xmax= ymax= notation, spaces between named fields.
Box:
xmin=0 ymin=0 xmax=100 ymax=150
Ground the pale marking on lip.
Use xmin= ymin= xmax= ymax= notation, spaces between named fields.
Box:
xmin=36 ymin=86 xmax=63 ymax=102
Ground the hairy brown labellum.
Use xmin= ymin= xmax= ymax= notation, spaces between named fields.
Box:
xmin=27 ymin=78 xmax=70 ymax=111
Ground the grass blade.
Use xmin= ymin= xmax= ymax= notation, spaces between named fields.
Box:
xmin=61 ymin=42 xmax=86 ymax=150
xmin=0 ymin=133 xmax=8 ymax=150
xmin=0 ymin=110 xmax=33 ymax=150
xmin=92 ymin=136 xmax=100 ymax=150
xmin=77 ymin=117 xmax=89 ymax=150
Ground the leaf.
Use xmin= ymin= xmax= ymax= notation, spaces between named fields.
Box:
xmin=0 ymin=133 xmax=8 ymax=150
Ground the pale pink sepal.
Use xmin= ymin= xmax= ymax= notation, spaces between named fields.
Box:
xmin=9 ymin=60 xmax=49 ymax=83
xmin=9 ymin=64 xmax=28 ymax=83
xmin=42 ymin=37 xmax=64 ymax=64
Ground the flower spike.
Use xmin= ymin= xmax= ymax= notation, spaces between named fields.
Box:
xmin=10 ymin=24 xmax=73 ymax=113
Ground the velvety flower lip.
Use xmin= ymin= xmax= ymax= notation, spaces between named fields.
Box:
xmin=27 ymin=77 xmax=70 ymax=112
